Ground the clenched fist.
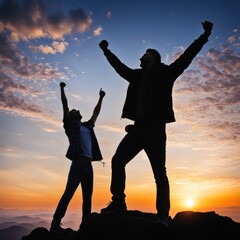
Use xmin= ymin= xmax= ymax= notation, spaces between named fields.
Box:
xmin=99 ymin=40 xmax=109 ymax=51
xmin=60 ymin=82 xmax=66 ymax=88
xmin=202 ymin=21 xmax=213 ymax=34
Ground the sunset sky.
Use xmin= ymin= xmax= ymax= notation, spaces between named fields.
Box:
xmin=0 ymin=0 xmax=239 ymax=224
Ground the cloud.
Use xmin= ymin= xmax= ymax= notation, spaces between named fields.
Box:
xmin=0 ymin=71 xmax=62 ymax=127
xmin=0 ymin=35 xmax=66 ymax=124
xmin=93 ymin=26 xmax=103 ymax=36
xmin=0 ymin=0 xmax=93 ymax=122
xmin=107 ymin=11 xmax=112 ymax=19
xmin=0 ymin=33 xmax=67 ymax=78
xmin=175 ymin=43 xmax=240 ymax=112
xmin=0 ymin=0 xmax=92 ymax=41
xmin=98 ymin=124 xmax=124 ymax=133
xmin=0 ymin=72 xmax=40 ymax=113
xmin=29 ymin=41 xmax=69 ymax=54
xmin=170 ymin=29 xmax=240 ymax=153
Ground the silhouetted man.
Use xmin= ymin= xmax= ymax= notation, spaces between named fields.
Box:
xmin=98 ymin=21 xmax=213 ymax=227
xmin=50 ymin=82 xmax=106 ymax=233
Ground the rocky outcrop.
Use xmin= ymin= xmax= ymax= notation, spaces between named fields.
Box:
xmin=22 ymin=210 xmax=240 ymax=240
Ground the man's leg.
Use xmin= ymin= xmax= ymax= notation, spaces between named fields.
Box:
xmin=145 ymin=126 xmax=170 ymax=226
xmin=101 ymin=130 xmax=142 ymax=213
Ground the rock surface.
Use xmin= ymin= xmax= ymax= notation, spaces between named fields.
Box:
xmin=22 ymin=210 xmax=240 ymax=240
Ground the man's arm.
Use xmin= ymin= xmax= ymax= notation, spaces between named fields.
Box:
xmin=99 ymin=40 xmax=109 ymax=54
xmin=90 ymin=88 xmax=106 ymax=124
xmin=60 ymin=82 xmax=69 ymax=117
xmin=202 ymin=20 xmax=213 ymax=39
xmin=99 ymin=40 xmax=135 ymax=82
xmin=170 ymin=20 xmax=213 ymax=74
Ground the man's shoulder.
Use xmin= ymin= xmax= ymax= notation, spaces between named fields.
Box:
xmin=158 ymin=63 xmax=168 ymax=68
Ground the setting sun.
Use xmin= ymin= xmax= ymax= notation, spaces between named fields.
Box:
xmin=185 ymin=199 xmax=195 ymax=208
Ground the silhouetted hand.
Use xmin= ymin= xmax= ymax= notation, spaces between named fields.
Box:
xmin=202 ymin=21 xmax=213 ymax=34
xmin=60 ymin=82 xmax=66 ymax=88
xmin=99 ymin=40 xmax=109 ymax=51
xmin=99 ymin=88 xmax=106 ymax=98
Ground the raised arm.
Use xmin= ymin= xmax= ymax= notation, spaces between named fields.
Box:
xmin=90 ymin=88 xmax=106 ymax=124
xmin=202 ymin=20 xmax=213 ymax=39
xmin=99 ymin=40 xmax=109 ymax=54
xmin=170 ymin=20 xmax=213 ymax=76
xmin=99 ymin=40 xmax=134 ymax=82
xmin=59 ymin=82 xmax=69 ymax=117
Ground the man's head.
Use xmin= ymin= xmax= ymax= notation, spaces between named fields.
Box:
xmin=140 ymin=49 xmax=161 ymax=69
xmin=69 ymin=109 xmax=82 ymax=121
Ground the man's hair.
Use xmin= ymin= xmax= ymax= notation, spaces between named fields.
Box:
xmin=146 ymin=48 xmax=161 ymax=63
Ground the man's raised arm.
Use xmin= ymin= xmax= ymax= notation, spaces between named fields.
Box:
xmin=202 ymin=20 xmax=213 ymax=39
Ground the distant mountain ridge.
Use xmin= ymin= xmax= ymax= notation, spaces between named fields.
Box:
xmin=0 ymin=220 xmax=50 ymax=240
xmin=0 ymin=226 xmax=30 ymax=240
xmin=0 ymin=214 xmax=78 ymax=240
xmin=11 ymin=216 xmax=43 ymax=222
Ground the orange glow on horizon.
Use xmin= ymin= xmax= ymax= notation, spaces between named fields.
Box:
xmin=1 ymin=181 xmax=239 ymax=223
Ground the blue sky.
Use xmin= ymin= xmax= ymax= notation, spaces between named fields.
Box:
xmin=0 ymin=0 xmax=239 ymax=223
